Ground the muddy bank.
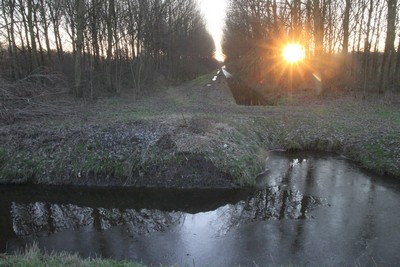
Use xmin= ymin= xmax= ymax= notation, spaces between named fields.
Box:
xmin=1 ymin=74 xmax=400 ymax=187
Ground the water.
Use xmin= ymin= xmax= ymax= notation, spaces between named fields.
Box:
xmin=1 ymin=152 xmax=400 ymax=266
xmin=221 ymin=66 xmax=270 ymax=105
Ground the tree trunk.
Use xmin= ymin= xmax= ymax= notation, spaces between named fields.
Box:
xmin=90 ymin=0 xmax=100 ymax=70
xmin=273 ymin=0 xmax=278 ymax=34
xmin=106 ymin=0 xmax=115 ymax=92
xmin=341 ymin=0 xmax=350 ymax=81
xmin=313 ymin=0 xmax=323 ymax=94
xmin=27 ymin=0 xmax=38 ymax=70
xmin=10 ymin=0 xmax=20 ymax=78
xmin=379 ymin=0 xmax=397 ymax=94
xmin=19 ymin=0 xmax=32 ymax=64
xmin=34 ymin=9 xmax=45 ymax=66
xmin=292 ymin=0 xmax=300 ymax=39
xmin=74 ymin=0 xmax=85 ymax=97
xmin=342 ymin=0 xmax=350 ymax=54
xmin=112 ymin=0 xmax=120 ymax=94
xmin=2 ymin=0 xmax=19 ymax=79
xmin=395 ymin=36 xmax=400 ymax=87
xmin=48 ymin=2 xmax=61 ymax=58
xmin=39 ymin=0 xmax=52 ymax=63
xmin=362 ymin=0 xmax=373 ymax=97
xmin=305 ymin=0 xmax=312 ymax=57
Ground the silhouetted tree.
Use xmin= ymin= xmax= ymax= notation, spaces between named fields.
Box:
xmin=223 ymin=0 xmax=399 ymax=98
xmin=0 ymin=0 xmax=214 ymax=98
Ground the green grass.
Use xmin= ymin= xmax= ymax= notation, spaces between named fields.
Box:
xmin=95 ymin=106 xmax=160 ymax=123
xmin=0 ymin=244 xmax=303 ymax=267
xmin=0 ymin=143 xmax=127 ymax=184
xmin=0 ymin=244 xmax=145 ymax=267
xmin=368 ymin=106 xmax=400 ymax=124
xmin=203 ymin=120 xmax=268 ymax=185
xmin=74 ymin=144 xmax=126 ymax=177
xmin=0 ymin=147 xmax=6 ymax=167
xmin=0 ymin=149 xmax=42 ymax=184
xmin=355 ymin=142 xmax=397 ymax=175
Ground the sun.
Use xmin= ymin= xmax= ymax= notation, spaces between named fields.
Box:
xmin=283 ymin=44 xmax=305 ymax=63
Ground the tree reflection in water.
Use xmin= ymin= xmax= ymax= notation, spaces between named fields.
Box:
xmin=10 ymin=186 xmax=323 ymax=239
xmin=11 ymin=202 xmax=183 ymax=237
xmin=214 ymin=186 xmax=323 ymax=236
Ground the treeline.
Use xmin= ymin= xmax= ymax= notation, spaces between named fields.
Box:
xmin=0 ymin=0 xmax=215 ymax=98
xmin=224 ymin=0 xmax=400 ymax=96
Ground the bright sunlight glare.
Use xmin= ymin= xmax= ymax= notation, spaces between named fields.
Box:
xmin=214 ymin=45 xmax=226 ymax=62
xmin=199 ymin=0 xmax=227 ymax=62
xmin=283 ymin=44 xmax=305 ymax=63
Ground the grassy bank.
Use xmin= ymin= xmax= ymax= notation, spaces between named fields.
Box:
xmin=0 ymin=244 xmax=303 ymax=267
xmin=0 ymin=244 xmax=145 ymax=267
xmin=0 ymin=74 xmax=399 ymax=186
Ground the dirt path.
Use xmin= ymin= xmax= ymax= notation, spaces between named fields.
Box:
xmin=1 ymin=72 xmax=400 ymax=187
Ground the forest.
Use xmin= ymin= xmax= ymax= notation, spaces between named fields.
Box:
xmin=1 ymin=0 xmax=400 ymax=107
xmin=223 ymin=0 xmax=400 ymax=98
xmin=0 ymin=0 xmax=215 ymax=101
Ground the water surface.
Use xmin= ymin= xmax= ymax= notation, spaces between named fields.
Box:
xmin=1 ymin=152 xmax=400 ymax=266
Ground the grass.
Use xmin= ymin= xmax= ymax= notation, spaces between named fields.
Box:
xmin=74 ymin=145 xmax=126 ymax=177
xmin=224 ymin=122 xmax=267 ymax=185
xmin=368 ymin=105 xmax=400 ymax=124
xmin=185 ymin=72 xmax=215 ymax=87
xmin=0 ymin=149 xmax=41 ymax=184
xmin=353 ymin=142 xmax=398 ymax=175
xmin=1 ymin=110 xmax=399 ymax=186
xmin=0 ymin=244 xmax=145 ymax=267
xmin=0 ymin=244 xmax=303 ymax=267
xmin=0 ymin=142 xmax=127 ymax=184
xmin=1 ymin=73 xmax=400 ymax=186
xmin=0 ymin=147 xmax=6 ymax=163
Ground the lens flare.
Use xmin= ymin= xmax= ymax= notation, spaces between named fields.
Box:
xmin=283 ymin=44 xmax=305 ymax=63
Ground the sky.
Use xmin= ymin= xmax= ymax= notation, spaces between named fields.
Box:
xmin=198 ymin=0 xmax=227 ymax=62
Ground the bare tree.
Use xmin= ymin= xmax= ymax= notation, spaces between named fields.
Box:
xmin=27 ymin=0 xmax=39 ymax=70
xmin=379 ymin=0 xmax=397 ymax=93
xmin=48 ymin=1 xmax=63 ymax=58
xmin=1 ymin=0 xmax=19 ymax=78
xmin=0 ymin=0 xmax=214 ymax=98
xmin=395 ymin=35 xmax=400 ymax=85
xmin=74 ymin=0 xmax=85 ymax=97
xmin=39 ymin=0 xmax=51 ymax=63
